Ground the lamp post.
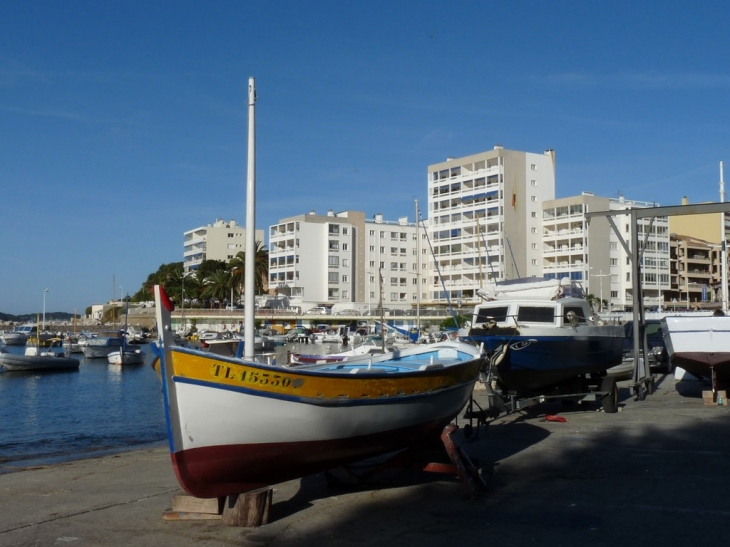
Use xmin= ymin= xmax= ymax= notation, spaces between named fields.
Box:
xmin=42 ymin=288 xmax=48 ymax=330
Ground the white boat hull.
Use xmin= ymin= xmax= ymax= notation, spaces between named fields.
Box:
xmin=662 ymin=316 xmax=730 ymax=383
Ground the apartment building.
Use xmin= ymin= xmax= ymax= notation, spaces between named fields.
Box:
xmin=183 ymin=219 xmax=264 ymax=272
xmin=542 ymin=194 xmax=670 ymax=312
xmin=268 ymin=210 xmax=421 ymax=310
xmin=426 ymin=146 xmax=556 ymax=304
xmin=668 ymin=197 xmax=730 ymax=307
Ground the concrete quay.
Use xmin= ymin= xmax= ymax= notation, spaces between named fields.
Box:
xmin=1 ymin=374 xmax=729 ymax=547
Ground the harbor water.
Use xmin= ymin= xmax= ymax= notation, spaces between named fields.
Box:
xmin=0 ymin=343 xmax=166 ymax=471
xmin=0 ymin=339 xmax=344 ymax=472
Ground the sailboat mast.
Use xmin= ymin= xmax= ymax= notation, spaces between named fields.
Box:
xmin=244 ymin=77 xmax=257 ymax=360
xmin=414 ymin=198 xmax=421 ymax=336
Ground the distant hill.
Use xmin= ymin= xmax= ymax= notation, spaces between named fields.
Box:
xmin=0 ymin=312 xmax=79 ymax=323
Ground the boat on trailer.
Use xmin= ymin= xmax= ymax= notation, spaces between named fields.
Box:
xmin=662 ymin=315 xmax=730 ymax=390
xmin=461 ymin=277 xmax=624 ymax=410
xmin=154 ymin=284 xmax=484 ymax=498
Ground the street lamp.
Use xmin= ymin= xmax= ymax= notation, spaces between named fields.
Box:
xmin=42 ymin=288 xmax=49 ymax=330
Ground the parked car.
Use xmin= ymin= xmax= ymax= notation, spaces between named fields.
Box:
xmin=305 ymin=307 xmax=330 ymax=315
xmin=333 ymin=309 xmax=360 ymax=316
xmin=622 ymin=320 xmax=670 ymax=372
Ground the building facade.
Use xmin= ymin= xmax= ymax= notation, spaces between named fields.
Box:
xmin=426 ymin=146 xmax=556 ymax=304
xmin=542 ymin=194 xmax=670 ymax=312
xmin=268 ymin=210 xmax=420 ymax=311
xmin=183 ymin=219 xmax=264 ymax=272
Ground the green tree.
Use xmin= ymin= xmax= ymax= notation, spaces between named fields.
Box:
xmin=227 ymin=241 xmax=269 ymax=298
xmin=201 ymin=269 xmax=233 ymax=307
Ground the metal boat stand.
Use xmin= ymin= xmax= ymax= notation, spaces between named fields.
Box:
xmin=325 ymin=424 xmax=487 ymax=496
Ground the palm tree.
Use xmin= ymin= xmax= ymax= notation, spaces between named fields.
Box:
xmin=227 ymin=241 xmax=269 ymax=299
xmin=585 ymin=293 xmax=600 ymax=313
xmin=201 ymin=270 xmax=233 ymax=308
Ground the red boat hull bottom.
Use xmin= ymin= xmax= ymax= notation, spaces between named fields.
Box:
xmin=171 ymin=417 xmax=457 ymax=498
xmin=672 ymin=352 xmax=730 ymax=384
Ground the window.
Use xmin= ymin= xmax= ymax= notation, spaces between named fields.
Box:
xmin=343 ymin=259 xmax=348 ymax=267
xmin=530 ymin=164 xmax=537 ymax=171
xmin=531 ymin=243 xmax=537 ymax=249
xmin=329 ymin=241 xmax=339 ymax=251
xmin=342 ymin=290 xmax=348 ymax=298
xmin=475 ymin=306 xmax=509 ymax=323
xmin=531 ymin=180 xmax=537 ymax=186
xmin=610 ymin=258 xmax=618 ymax=266
xmin=531 ymin=259 xmax=537 ymax=265
xmin=328 ymin=256 xmax=339 ymax=266
xmin=342 ymin=243 xmax=348 ymax=251
xmin=328 ymin=272 xmax=339 ymax=283
xmin=530 ymin=196 xmax=537 ymax=202
xmin=370 ymin=230 xmax=375 ymax=236
xmin=343 ymin=228 xmax=349 ymax=235
xmin=329 ymin=225 xmax=340 ymax=235
xmin=342 ymin=275 xmax=348 ymax=282
xmin=531 ymin=212 xmax=537 ymax=218
xmin=390 ymin=292 xmax=398 ymax=300
xmin=517 ymin=306 xmax=554 ymax=323
xmin=390 ymin=262 xmax=398 ymax=270
xmin=531 ymin=228 xmax=537 ymax=234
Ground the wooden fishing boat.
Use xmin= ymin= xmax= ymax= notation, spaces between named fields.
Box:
xmin=154 ymin=284 xmax=484 ymax=498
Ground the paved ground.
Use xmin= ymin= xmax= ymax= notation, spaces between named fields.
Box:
xmin=1 ymin=373 xmax=729 ymax=547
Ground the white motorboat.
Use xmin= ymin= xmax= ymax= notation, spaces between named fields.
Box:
xmin=662 ymin=315 xmax=730 ymax=390
xmin=107 ymin=348 xmax=146 ymax=365
xmin=80 ymin=331 xmax=124 ymax=359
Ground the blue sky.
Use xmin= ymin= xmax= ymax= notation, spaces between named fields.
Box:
xmin=3 ymin=1 xmax=730 ymax=314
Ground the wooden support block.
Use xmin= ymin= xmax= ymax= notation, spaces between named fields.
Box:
xmin=716 ymin=390 xmax=728 ymax=405
xmin=172 ymin=494 xmax=222 ymax=514
xmin=703 ymin=390 xmax=716 ymax=405
xmin=163 ymin=510 xmax=222 ymax=521
xmin=221 ymin=488 xmax=273 ymax=527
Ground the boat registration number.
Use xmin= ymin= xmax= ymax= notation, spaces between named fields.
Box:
xmin=210 ymin=363 xmax=294 ymax=389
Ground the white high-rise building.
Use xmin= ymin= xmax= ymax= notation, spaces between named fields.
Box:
xmin=268 ymin=210 xmax=420 ymax=310
xmin=426 ymin=146 xmax=556 ymax=304
xmin=183 ymin=219 xmax=264 ymax=272
xmin=542 ymin=193 xmax=670 ymax=312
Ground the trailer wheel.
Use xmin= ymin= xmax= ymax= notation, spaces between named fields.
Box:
xmin=601 ymin=376 xmax=618 ymax=413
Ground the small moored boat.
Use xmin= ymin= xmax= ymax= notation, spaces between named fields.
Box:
xmin=0 ymin=338 xmax=80 ymax=372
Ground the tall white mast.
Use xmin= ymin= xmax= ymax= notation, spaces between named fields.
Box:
xmin=244 ymin=77 xmax=257 ymax=359
xmin=414 ymin=198 xmax=421 ymax=336
xmin=721 ymin=161 xmax=728 ymax=313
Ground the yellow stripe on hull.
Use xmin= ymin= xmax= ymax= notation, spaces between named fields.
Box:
xmin=169 ymin=348 xmax=480 ymax=400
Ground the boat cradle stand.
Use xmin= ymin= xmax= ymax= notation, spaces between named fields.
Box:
xmin=325 ymin=424 xmax=487 ymax=497
xmin=163 ymin=488 xmax=273 ymax=527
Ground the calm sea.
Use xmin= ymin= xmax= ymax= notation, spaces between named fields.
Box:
xmin=0 ymin=343 xmax=167 ymax=471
